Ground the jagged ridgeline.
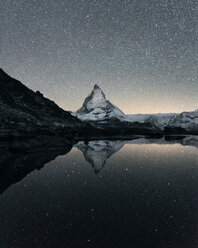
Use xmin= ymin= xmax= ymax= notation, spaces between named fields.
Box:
xmin=0 ymin=68 xmax=92 ymax=137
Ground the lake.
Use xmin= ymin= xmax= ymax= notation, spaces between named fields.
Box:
xmin=0 ymin=137 xmax=198 ymax=248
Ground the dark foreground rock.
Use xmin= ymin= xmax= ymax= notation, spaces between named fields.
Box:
xmin=0 ymin=68 xmax=87 ymax=132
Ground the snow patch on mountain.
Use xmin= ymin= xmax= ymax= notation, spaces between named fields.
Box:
xmin=168 ymin=110 xmax=198 ymax=131
xmin=144 ymin=114 xmax=178 ymax=130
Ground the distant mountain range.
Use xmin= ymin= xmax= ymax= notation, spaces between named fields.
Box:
xmin=73 ymin=84 xmax=198 ymax=134
xmin=0 ymin=68 xmax=197 ymax=137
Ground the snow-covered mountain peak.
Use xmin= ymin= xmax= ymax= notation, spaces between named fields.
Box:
xmin=75 ymin=85 xmax=126 ymax=121
xmin=93 ymin=84 xmax=101 ymax=90
xmin=89 ymin=84 xmax=106 ymax=106
xmin=77 ymin=85 xmax=107 ymax=114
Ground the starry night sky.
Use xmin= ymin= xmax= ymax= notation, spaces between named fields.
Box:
xmin=0 ymin=0 xmax=198 ymax=113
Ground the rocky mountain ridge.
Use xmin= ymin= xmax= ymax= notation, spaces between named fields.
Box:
xmin=0 ymin=69 xmax=197 ymax=136
xmin=0 ymin=68 xmax=93 ymax=139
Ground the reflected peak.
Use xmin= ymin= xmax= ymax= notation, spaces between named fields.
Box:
xmin=75 ymin=140 xmax=125 ymax=173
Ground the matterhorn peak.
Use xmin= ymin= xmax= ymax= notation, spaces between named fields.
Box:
xmin=77 ymin=85 xmax=107 ymax=115
xmin=75 ymin=85 xmax=127 ymax=121
xmin=92 ymin=84 xmax=106 ymax=98
xmin=90 ymin=84 xmax=106 ymax=103
xmin=93 ymin=84 xmax=100 ymax=90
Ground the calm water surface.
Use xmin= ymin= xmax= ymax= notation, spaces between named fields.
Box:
xmin=0 ymin=139 xmax=198 ymax=248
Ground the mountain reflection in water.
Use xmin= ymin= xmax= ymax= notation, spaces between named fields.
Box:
xmin=75 ymin=140 xmax=125 ymax=173
xmin=0 ymin=135 xmax=198 ymax=248
xmin=75 ymin=136 xmax=198 ymax=173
